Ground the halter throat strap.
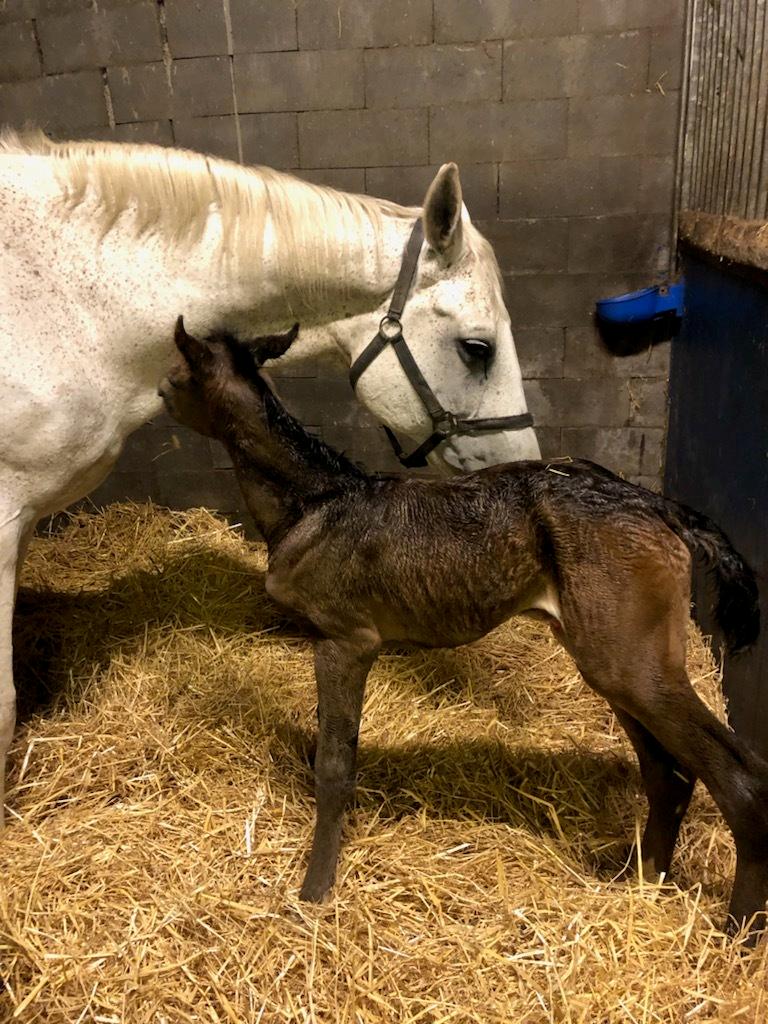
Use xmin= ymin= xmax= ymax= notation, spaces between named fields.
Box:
xmin=348 ymin=219 xmax=534 ymax=469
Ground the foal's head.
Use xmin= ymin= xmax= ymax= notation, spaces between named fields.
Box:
xmin=159 ymin=317 xmax=299 ymax=436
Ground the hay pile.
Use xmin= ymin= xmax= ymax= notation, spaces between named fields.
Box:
xmin=2 ymin=504 xmax=765 ymax=1022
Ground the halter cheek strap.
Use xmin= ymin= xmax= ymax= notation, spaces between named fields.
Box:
xmin=348 ymin=219 xmax=535 ymax=469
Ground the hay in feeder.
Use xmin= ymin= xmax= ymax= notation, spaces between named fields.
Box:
xmin=1 ymin=503 xmax=765 ymax=1023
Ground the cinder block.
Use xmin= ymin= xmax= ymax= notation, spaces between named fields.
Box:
xmin=503 ymin=272 xmax=647 ymax=328
xmin=154 ymin=468 xmax=246 ymax=519
xmin=564 ymin=325 xmax=670 ymax=378
xmin=365 ymin=43 xmax=501 ymax=109
xmin=477 ymin=218 xmax=569 ymax=274
xmin=297 ymin=0 xmax=432 ymax=49
xmin=299 ymin=108 xmax=428 ymax=168
xmin=38 ymin=1 xmax=161 ymax=74
xmin=568 ymin=92 xmax=679 ymax=158
xmin=639 ymin=427 xmax=665 ymax=476
xmin=568 ymin=214 xmax=670 ymax=274
xmin=0 ymin=20 xmax=40 ymax=81
xmin=38 ymin=0 xmax=91 ymax=13
xmin=293 ymin=166 xmax=366 ymax=192
xmin=513 ymin=327 xmax=566 ymax=379
xmin=110 ymin=57 xmax=234 ymax=124
xmin=629 ymin=474 xmax=661 ymax=493
xmin=172 ymin=55 xmax=234 ymax=118
xmin=579 ymin=0 xmax=683 ymax=32
xmin=435 ymin=0 xmax=578 ymax=42
xmin=88 ymin=470 xmax=155 ymax=508
xmin=503 ymin=31 xmax=650 ymax=100
xmin=637 ymin=156 xmax=675 ymax=213
xmin=532 ymin=426 xmax=563 ymax=460
xmin=629 ymin=377 xmax=668 ymax=426
xmin=36 ymin=9 xmax=100 ymax=73
xmin=164 ymin=0 xmax=228 ymax=59
xmin=112 ymin=119 xmax=173 ymax=145
xmin=525 ymin=377 xmax=630 ymax=428
xmin=35 ymin=71 xmax=108 ymax=131
xmin=108 ymin=62 xmax=170 ymax=123
xmin=561 ymin=426 xmax=651 ymax=475
xmin=150 ymin=425 xmax=215 ymax=473
xmin=430 ymin=100 xmax=567 ymax=163
xmin=648 ymin=24 xmax=684 ymax=93
xmin=365 ymin=163 xmax=498 ymax=219
xmin=0 ymin=1 xmax=36 ymax=25
xmin=499 ymin=156 xmax=642 ymax=218
xmin=235 ymin=50 xmax=363 ymax=113
xmin=229 ymin=0 xmax=297 ymax=53
xmin=100 ymin=1 xmax=162 ymax=66
xmin=210 ymin=439 xmax=233 ymax=470
xmin=173 ymin=114 xmax=239 ymax=161
xmin=240 ymin=112 xmax=298 ymax=169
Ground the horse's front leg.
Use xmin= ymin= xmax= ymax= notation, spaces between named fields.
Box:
xmin=299 ymin=631 xmax=379 ymax=902
xmin=0 ymin=511 xmax=30 ymax=827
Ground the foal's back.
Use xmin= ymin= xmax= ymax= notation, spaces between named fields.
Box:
xmin=267 ymin=460 xmax=689 ymax=648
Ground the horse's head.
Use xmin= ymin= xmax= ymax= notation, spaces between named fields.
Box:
xmin=338 ymin=164 xmax=540 ymax=473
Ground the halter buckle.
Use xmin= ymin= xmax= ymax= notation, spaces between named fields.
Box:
xmin=378 ymin=315 xmax=403 ymax=341
xmin=433 ymin=411 xmax=459 ymax=438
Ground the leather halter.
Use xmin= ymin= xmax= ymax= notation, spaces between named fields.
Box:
xmin=348 ymin=220 xmax=535 ymax=469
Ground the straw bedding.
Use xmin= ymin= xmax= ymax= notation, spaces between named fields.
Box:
xmin=2 ymin=503 xmax=765 ymax=1023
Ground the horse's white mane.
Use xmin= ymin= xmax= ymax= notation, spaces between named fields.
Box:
xmin=0 ymin=129 xmax=503 ymax=308
xmin=0 ymin=128 xmax=420 ymax=306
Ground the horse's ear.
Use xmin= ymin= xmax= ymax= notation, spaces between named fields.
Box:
xmin=244 ymin=322 xmax=300 ymax=365
xmin=174 ymin=315 xmax=210 ymax=368
xmin=422 ymin=163 xmax=464 ymax=260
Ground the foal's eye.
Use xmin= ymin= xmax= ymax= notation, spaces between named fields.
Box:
xmin=457 ymin=338 xmax=494 ymax=375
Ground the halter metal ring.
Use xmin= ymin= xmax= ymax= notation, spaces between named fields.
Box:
xmin=433 ymin=411 xmax=459 ymax=438
xmin=378 ymin=315 xmax=403 ymax=341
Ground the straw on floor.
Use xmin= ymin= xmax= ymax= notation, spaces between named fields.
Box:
xmin=1 ymin=503 xmax=765 ymax=1023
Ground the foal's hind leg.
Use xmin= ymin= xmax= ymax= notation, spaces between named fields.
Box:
xmin=300 ymin=631 xmax=379 ymax=903
xmin=611 ymin=706 xmax=696 ymax=881
xmin=588 ymin=660 xmax=768 ymax=939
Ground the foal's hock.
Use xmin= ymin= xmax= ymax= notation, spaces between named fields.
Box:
xmin=160 ymin=318 xmax=768 ymax=941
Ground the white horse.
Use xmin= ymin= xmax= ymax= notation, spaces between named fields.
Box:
xmin=0 ymin=131 xmax=539 ymax=822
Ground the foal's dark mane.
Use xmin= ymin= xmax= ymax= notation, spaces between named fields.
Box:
xmin=223 ymin=335 xmax=366 ymax=487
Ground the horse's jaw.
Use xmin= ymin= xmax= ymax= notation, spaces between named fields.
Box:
xmin=430 ymin=427 xmax=542 ymax=474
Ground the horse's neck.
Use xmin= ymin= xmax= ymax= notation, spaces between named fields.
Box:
xmin=215 ymin=381 xmax=363 ymax=548
xmin=3 ymin=155 xmax=413 ymax=427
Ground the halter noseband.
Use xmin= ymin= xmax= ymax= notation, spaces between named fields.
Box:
xmin=348 ymin=220 xmax=535 ymax=469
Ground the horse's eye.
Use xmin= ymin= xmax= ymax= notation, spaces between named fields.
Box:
xmin=457 ymin=338 xmax=493 ymax=374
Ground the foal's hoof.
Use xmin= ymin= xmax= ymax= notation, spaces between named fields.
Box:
xmin=299 ymin=878 xmax=332 ymax=904
xmin=723 ymin=913 xmax=766 ymax=948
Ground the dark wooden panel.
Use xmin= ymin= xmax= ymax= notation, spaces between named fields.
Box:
xmin=665 ymin=252 xmax=768 ymax=756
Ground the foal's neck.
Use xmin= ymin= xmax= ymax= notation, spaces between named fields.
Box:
xmin=214 ymin=375 xmax=366 ymax=548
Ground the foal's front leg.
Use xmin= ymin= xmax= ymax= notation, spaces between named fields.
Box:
xmin=300 ymin=632 xmax=379 ymax=902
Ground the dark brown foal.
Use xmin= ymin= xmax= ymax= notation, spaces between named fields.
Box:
xmin=160 ymin=318 xmax=767 ymax=941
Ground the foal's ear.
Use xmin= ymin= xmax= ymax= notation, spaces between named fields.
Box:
xmin=244 ymin=322 xmax=300 ymax=365
xmin=422 ymin=163 xmax=464 ymax=260
xmin=174 ymin=315 xmax=211 ymax=368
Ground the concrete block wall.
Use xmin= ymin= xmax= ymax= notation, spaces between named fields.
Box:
xmin=0 ymin=0 xmax=684 ymax=523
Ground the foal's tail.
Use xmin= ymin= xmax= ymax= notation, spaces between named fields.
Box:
xmin=651 ymin=497 xmax=760 ymax=655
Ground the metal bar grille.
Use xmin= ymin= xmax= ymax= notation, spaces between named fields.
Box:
xmin=682 ymin=0 xmax=768 ymax=219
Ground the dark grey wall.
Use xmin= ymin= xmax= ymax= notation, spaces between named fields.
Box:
xmin=0 ymin=0 xmax=684 ymax=519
